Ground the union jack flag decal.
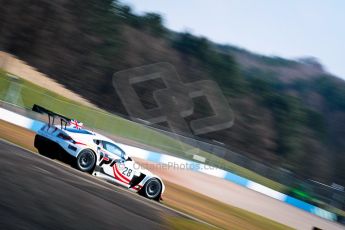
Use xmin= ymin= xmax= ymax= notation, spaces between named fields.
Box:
xmin=69 ymin=119 xmax=83 ymax=129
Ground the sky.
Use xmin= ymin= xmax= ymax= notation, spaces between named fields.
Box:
xmin=121 ymin=0 xmax=345 ymax=79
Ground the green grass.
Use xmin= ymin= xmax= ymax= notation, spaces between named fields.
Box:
xmin=166 ymin=217 xmax=217 ymax=230
xmin=0 ymin=69 xmax=288 ymax=193
xmin=164 ymin=182 xmax=293 ymax=230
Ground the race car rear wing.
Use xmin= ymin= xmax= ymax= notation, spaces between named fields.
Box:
xmin=32 ymin=104 xmax=71 ymax=129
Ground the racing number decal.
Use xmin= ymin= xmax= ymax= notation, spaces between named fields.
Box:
xmin=122 ymin=167 xmax=132 ymax=177
xmin=113 ymin=164 xmax=130 ymax=184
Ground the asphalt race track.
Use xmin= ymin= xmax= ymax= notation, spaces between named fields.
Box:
xmin=0 ymin=140 xmax=183 ymax=230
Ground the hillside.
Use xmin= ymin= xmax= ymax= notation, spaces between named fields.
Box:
xmin=0 ymin=51 xmax=96 ymax=107
xmin=0 ymin=0 xmax=344 ymax=186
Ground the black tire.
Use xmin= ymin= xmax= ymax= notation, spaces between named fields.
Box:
xmin=76 ymin=149 xmax=96 ymax=173
xmin=142 ymin=178 xmax=162 ymax=200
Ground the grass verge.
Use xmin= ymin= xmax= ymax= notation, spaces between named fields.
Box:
xmin=163 ymin=181 xmax=292 ymax=230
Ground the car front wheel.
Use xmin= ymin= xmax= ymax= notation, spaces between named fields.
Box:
xmin=142 ymin=178 xmax=162 ymax=200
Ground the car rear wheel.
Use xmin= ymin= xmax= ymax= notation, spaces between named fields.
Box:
xmin=76 ymin=149 xmax=96 ymax=173
xmin=142 ymin=178 xmax=162 ymax=200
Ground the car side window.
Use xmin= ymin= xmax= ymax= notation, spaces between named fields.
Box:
xmin=102 ymin=141 xmax=123 ymax=158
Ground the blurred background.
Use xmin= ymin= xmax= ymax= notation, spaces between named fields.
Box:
xmin=0 ymin=0 xmax=344 ymax=227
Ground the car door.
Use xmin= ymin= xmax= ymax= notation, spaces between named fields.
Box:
xmin=100 ymin=141 xmax=135 ymax=186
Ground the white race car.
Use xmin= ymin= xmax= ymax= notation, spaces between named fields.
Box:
xmin=32 ymin=105 xmax=165 ymax=201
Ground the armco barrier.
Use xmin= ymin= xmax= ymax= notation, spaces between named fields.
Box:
xmin=0 ymin=107 xmax=337 ymax=221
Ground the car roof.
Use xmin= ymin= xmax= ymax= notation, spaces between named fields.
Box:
xmin=62 ymin=126 xmax=113 ymax=141
xmin=55 ymin=124 xmax=119 ymax=147
xmin=93 ymin=132 xmax=115 ymax=143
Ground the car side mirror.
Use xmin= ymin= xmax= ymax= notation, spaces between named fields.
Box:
xmin=115 ymin=158 xmax=125 ymax=163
